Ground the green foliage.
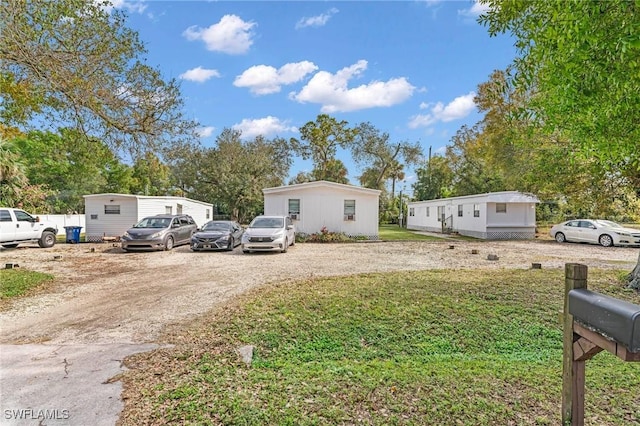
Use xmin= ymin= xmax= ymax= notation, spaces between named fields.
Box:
xmin=170 ymin=129 xmax=292 ymax=223
xmin=412 ymin=154 xmax=453 ymax=201
xmin=290 ymin=114 xmax=357 ymax=182
xmin=0 ymin=269 xmax=54 ymax=299
xmin=479 ymin=0 xmax=640 ymax=174
xmin=303 ymin=226 xmax=352 ymax=243
xmin=121 ymin=269 xmax=640 ymax=424
xmin=0 ymin=0 xmax=198 ymax=155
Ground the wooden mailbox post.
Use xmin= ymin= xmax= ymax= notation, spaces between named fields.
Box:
xmin=562 ymin=263 xmax=640 ymax=425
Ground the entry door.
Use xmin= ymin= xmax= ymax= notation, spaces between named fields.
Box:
xmin=13 ymin=210 xmax=41 ymax=241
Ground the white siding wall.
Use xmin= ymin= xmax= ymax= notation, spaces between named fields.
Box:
xmin=84 ymin=196 xmax=138 ymax=240
xmin=407 ymin=192 xmax=537 ymax=240
xmin=84 ymin=195 xmax=212 ymax=242
xmin=37 ymin=214 xmax=86 ymax=235
xmin=264 ymin=186 xmax=379 ymax=237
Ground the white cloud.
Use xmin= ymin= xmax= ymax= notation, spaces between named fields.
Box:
xmin=183 ymin=15 xmax=256 ymax=55
xmin=458 ymin=1 xmax=490 ymax=19
xmin=290 ymin=60 xmax=415 ymax=113
xmin=99 ymin=0 xmax=146 ymax=14
xmin=179 ymin=66 xmax=221 ymax=83
xmin=196 ymin=126 xmax=215 ymax=138
xmin=232 ymin=116 xmax=297 ymax=139
xmin=408 ymin=92 xmax=476 ymax=128
xmin=234 ymin=61 xmax=318 ymax=95
xmin=295 ymin=8 xmax=339 ymax=29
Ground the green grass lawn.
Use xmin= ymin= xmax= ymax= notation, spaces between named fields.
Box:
xmin=120 ymin=268 xmax=640 ymax=425
xmin=0 ymin=269 xmax=54 ymax=300
xmin=378 ymin=224 xmax=445 ymax=241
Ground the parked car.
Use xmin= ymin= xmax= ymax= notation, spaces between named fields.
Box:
xmin=121 ymin=214 xmax=197 ymax=251
xmin=549 ymin=219 xmax=640 ymax=247
xmin=0 ymin=207 xmax=58 ymax=248
xmin=190 ymin=220 xmax=243 ymax=251
xmin=241 ymin=215 xmax=295 ymax=253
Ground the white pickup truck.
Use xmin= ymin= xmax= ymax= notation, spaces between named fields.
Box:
xmin=0 ymin=208 xmax=58 ymax=248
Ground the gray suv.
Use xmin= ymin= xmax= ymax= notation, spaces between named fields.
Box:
xmin=121 ymin=214 xmax=197 ymax=251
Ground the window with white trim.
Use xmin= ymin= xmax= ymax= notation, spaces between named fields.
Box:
xmin=496 ymin=203 xmax=507 ymax=213
xmin=473 ymin=204 xmax=480 ymax=217
xmin=344 ymin=200 xmax=356 ymax=221
xmin=288 ymin=199 xmax=300 ymax=220
xmin=457 ymin=204 xmax=463 ymax=217
xmin=104 ymin=205 xmax=120 ymax=215
xmin=409 ymin=207 xmax=415 ymax=217
xmin=437 ymin=206 xmax=445 ymax=222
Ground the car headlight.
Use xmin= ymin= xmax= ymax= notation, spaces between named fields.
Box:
xmin=217 ymin=235 xmax=230 ymax=241
xmin=150 ymin=232 xmax=163 ymax=239
xmin=273 ymin=231 xmax=284 ymax=239
xmin=123 ymin=232 xmax=132 ymax=239
xmin=615 ymin=231 xmax=630 ymax=236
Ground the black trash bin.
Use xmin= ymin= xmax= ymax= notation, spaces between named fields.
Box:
xmin=64 ymin=226 xmax=82 ymax=244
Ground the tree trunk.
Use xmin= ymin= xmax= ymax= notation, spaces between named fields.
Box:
xmin=628 ymin=251 xmax=640 ymax=290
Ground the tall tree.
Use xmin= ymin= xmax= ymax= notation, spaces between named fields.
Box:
xmin=1 ymin=0 xmax=198 ymax=156
xmin=0 ymin=137 xmax=29 ymax=206
xmin=479 ymin=0 xmax=640 ymax=288
xmin=290 ymin=114 xmax=357 ymax=182
xmin=174 ymin=129 xmax=292 ymax=223
xmin=351 ymin=122 xmax=422 ymax=192
xmin=130 ymin=152 xmax=172 ymax=196
xmin=412 ymin=155 xmax=453 ymax=201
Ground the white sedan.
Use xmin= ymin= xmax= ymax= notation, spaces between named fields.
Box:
xmin=549 ymin=219 xmax=640 ymax=247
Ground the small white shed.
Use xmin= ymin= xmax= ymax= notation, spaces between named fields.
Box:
xmin=263 ymin=181 xmax=381 ymax=239
xmin=83 ymin=193 xmax=213 ymax=242
xmin=406 ymin=191 xmax=539 ymax=240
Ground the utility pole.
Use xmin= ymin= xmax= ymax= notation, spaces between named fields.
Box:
xmin=399 ymin=188 xmax=403 ymax=228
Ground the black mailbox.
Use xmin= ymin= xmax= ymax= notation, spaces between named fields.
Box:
xmin=568 ymin=289 xmax=640 ymax=353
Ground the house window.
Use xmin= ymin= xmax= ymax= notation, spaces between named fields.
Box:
xmin=206 ymin=209 xmax=210 ymax=219
xmin=344 ymin=199 xmax=356 ymax=221
xmin=104 ymin=205 xmax=120 ymax=215
xmin=426 ymin=206 xmax=430 ymax=217
xmin=409 ymin=207 xmax=415 ymax=217
xmin=177 ymin=204 xmax=183 ymax=214
xmin=473 ymin=204 xmax=480 ymax=217
xmin=437 ymin=206 xmax=445 ymax=222
xmin=288 ymin=199 xmax=300 ymax=220
xmin=496 ymin=203 xmax=507 ymax=214
xmin=458 ymin=204 xmax=463 ymax=217
xmin=90 ymin=214 xmax=98 ymax=220
xmin=165 ymin=206 xmax=172 ymax=214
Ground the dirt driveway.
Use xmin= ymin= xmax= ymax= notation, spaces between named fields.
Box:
xmin=0 ymin=239 xmax=638 ymax=426
xmin=1 ymin=239 xmax=638 ymax=345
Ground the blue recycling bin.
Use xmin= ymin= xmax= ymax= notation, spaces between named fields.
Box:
xmin=64 ymin=226 xmax=82 ymax=244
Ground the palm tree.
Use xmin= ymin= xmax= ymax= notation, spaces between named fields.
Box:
xmin=0 ymin=137 xmax=28 ymax=205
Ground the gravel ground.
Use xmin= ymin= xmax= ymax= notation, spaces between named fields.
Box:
xmin=1 ymin=238 xmax=638 ymax=345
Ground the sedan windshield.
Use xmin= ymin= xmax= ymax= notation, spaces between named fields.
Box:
xmin=250 ymin=218 xmax=283 ymax=228
xmin=134 ymin=218 xmax=170 ymax=228
xmin=202 ymin=222 xmax=231 ymax=231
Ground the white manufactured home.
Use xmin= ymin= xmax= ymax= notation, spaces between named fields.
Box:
xmin=263 ymin=181 xmax=381 ymax=239
xmin=83 ymin=193 xmax=213 ymax=242
xmin=406 ymin=191 xmax=539 ymax=240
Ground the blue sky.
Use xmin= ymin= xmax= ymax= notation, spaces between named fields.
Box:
xmin=117 ymin=0 xmax=516 ymax=191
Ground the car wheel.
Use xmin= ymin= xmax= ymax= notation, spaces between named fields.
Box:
xmin=599 ymin=234 xmax=613 ymax=247
xmin=227 ymin=238 xmax=234 ymax=251
xmin=1 ymin=244 xmax=19 ymax=249
xmin=281 ymin=238 xmax=288 ymax=253
xmin=38 ymin=231 xmax=56 ymax=248
xmin=554 ymin=232 xmax=566 ymax=243
xmin=164 ymin=236 xmax=175 ymax=251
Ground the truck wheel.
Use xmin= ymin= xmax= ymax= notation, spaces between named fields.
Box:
xmin=38 ymin=231 xmax=56 ymax=248
xmin=1 ymin=244 xmax=19 ymax=249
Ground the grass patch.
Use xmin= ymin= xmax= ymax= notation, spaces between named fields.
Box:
xmin=379 ymin=224 xmax=445 ymax=241
xmin=121 ymin=269 xmax=640 ymax=425
xmin=0 ymin=269 xmax=54 ymax=299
